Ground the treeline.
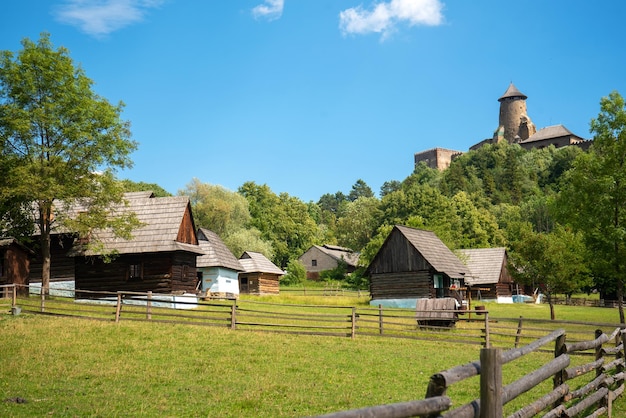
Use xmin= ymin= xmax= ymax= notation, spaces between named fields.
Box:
xmin=148 ymin=92 xmax=626 ymax=323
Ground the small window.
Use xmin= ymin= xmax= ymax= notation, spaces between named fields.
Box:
xmin=128 ymin=263 xmax=142 ymax=281
xmin=433 ymin=274 xmax=443 ymax=289
xmin=312 ymin=260 xmax=317 ymax=267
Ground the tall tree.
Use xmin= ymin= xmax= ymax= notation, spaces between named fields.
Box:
xmin=348 ymin=179 xmax=374 ymax=201
xmin=557 ymin=91 xmax=626 ymax=322
xmin=0 ymin=34 xmax=138 ymax=293
xmin=508 ymin=225 xmax=590 ymax=320
xmin=239 ymin=182 xmax=318 ymax=267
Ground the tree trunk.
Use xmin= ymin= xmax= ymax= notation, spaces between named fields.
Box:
xmin=548 ymin=293 xmax=555 ymax=320
xmin=39 ymin=202 xmax=52 ymax=296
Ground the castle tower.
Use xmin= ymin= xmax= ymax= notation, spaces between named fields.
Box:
xmin=494 ymin=83 xmax=536 ymax=143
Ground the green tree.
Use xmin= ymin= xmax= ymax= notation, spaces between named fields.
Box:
xmin=508 ymin=225 xmax=590 ymax=320
xmin=239 ymin=182 xmax=318 ymax=267
xmin=0 ymin=34 xmax=138 ymax=293
xmin=281 ymin=259 xmax=306 ymax=286
xmin=557 ymin=91 xmax=626 ymax=322
xmin=178 ymin=178 xmax=273 ymax=259
xmin=348 ymin=179 xmax=374 ymax=201
xmin=335 ymin=196 xmax=381 ymax=251
xmin=119 ymin=179 xmax=171 ymax=197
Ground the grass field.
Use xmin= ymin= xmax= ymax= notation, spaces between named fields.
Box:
xmin=1 ymin=297 xmax=625 ymax=417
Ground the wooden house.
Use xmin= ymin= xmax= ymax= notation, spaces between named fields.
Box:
xmin=196 ymin=228 xmax=243 ymax=298
xmin=458 ymin=247 xmax=514 ymax=303
xmin=72 ymin=192 xmax=204 ymax=296
xmin=366 ymin=225 xmax=471 ymax=307
xmin=238 ymin=251 xmax=283 ymax=295
xmin=298 ymin=244 xmax=359 ymax=280
xmin=0 ymin=237 xmax=33 ymax=297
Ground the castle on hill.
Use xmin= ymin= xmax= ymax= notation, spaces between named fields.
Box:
xmin=414 ymin=83 xmax=592 ymax=170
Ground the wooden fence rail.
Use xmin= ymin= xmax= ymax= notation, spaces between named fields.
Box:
xmin=3 ymin=285 xmax=626 ymax=416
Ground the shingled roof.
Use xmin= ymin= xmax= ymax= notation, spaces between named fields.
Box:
xmin=314 ymin=244 xmax=359 ymax=267
xmin=520 ymin=124 xmax=585 ymax=143
xmin=196 ymin=228 xmax=243 ymax=271
xmin=239 ymin=251 xmax=284 ymax=275
xmin=498 ymin=83 xmax=527 ymax=101
xmin=73 ymin=192 xmax=203 ymax=256
xmin=458 ymin=247 xmax=506 ymax=286
xmin=394 ymin=225 xmax=471 ymax=279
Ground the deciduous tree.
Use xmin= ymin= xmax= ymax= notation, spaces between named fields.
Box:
xmin=0 ymin=34 xmax=138 ymax=293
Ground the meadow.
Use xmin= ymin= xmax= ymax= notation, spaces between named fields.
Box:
xmin=1 ymin=295 xmax=624 ymax=417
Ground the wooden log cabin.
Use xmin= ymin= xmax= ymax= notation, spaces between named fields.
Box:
xmin=366 ymin=225 xmax=471 ymax=307
xmin=238 ymin=251 xmax=283 ymax=295
xmin=0 ymin=237 xmax=33 ymax=297
xmin=458 ymin=247 xmax=514 ymax=303
xmin=71 ymin=192 xmax=203 ymax=297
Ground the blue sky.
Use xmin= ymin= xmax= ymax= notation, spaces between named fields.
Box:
xmin=2 ymin=1 xmax=626 ymax=202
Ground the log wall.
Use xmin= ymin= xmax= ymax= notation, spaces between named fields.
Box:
xmin=370 ymin=271 xmax=432 ymax=299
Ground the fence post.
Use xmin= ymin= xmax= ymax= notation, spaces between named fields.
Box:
xmin=351 ymin=307 xmax=357 ymax=339
xmin=480 ymin=347 xmax=502 ymax=418
xmin=514 ymin=316 xmax=523 ymax=348
xmin=379 ymin=304 xmax=384 ymax=335
xmin=595 ymin=329 xmax=603 ymax=378
xmin=553 ymin=331 xmax=567 ymax=410
xmin=115 ymin=292 xmax=123 ymax=323
xmin=40 ymin=285 xmax=45 ymax=313
xmin=146 ymin=291 xmax=152 ymax=320
xmin=484 ymin=311 xmax=490 ymax=348
xmin=230 ymin=301 xmax=237 ymax=330
xmin=12 ymin=285 xmax=17 ymax=308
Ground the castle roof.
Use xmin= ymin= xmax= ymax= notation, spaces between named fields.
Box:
xmin=521 ymin=124 xmax=584 ymax=143
xmin=498 ymin=83 xmax=527 ymax=102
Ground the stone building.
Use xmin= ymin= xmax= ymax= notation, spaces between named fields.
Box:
xmin=493 ymin=83 xmax=537 ymax=143
xmin=416 ymin=83 xmax=590 ymax=169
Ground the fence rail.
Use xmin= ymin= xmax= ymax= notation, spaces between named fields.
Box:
xmin=2 ymin=284 xmax=626 ymax=416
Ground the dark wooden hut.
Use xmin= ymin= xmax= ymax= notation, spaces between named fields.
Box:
xmin=0 ymin=238 xmax=33 ymax=297
xmin=366 ymin=225 xmax=471 ymax=304
xmin=72 ymin=192 xmax=203 ymax=296
xmin=238 ymin=251 xmax=283 ymax=295
xmin=458 ymin=247 xmax=514 ymax=302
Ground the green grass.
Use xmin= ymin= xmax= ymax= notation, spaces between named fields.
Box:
xmin=1 ymin=298 xmax=625 ymax=417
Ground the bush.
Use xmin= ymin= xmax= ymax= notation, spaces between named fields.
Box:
xmin=281 ymin=259 xmax=306 ymax=286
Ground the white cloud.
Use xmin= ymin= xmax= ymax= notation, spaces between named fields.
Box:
xmin=339 ymin=0 xmax=444 ymax=39
xmin=53 ymin=0 xmax=164 ymax=37
xmin=252 ymin=0 xmax=284 ymax=21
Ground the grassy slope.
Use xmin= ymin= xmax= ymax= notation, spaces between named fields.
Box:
xmin=1 ymin=299 xmax=624 ymax=417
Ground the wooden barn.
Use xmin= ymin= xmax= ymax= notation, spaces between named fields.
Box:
xmin=72 ymin=192 xmax=204 ymax=296
xmin=366 ymin=225 xmax=471 ymax=307
xmin=238 ymin=251 xmax=283 ymax=295
xmin=458 ymin=247 xmax=514 ymax=303
xmin=298 ymin=244 xmax=359 ymax=280
xmin=0 ymin=237 xmax=33 ymax=297
xmin=196 ymin=228 xmax=243 ymax=298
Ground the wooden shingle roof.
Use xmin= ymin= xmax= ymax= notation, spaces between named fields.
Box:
xmin=458 ymin=247 xmax=506 ymax=286
xmin=196 ymin=228 xmax=243 ymax=271
xmin=74 ymin=193 xmax=203 ymax=256
xmin=239 ymin=251 xmax=284 ymax=275
xmin=314 ymin=244 xmax=359 ymax=267
xmin=498 ymin=83 xmax=527 ymax=101
xmin=395 ymin=225 xmax=471 ymax=279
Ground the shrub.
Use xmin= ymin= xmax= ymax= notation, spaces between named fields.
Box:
xmin=281 ymin=259 xmax=306 ymax=286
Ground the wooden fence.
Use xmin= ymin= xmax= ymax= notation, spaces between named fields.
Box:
xmin=2 ymin=284 xmax=626 ymax=416
xmin=319 ymin=327 xmax=626 ymax=417
xmin=1 ymin=285 xmax=623 ymax=350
